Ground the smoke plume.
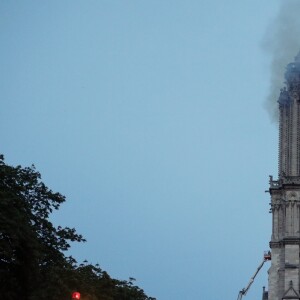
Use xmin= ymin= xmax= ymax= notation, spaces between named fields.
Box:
xmin=262 ymin=0 xmax=300 ymax=122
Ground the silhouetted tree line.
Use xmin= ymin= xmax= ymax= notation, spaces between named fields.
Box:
xmin=0 ymin=155 xmax=156 ymax=300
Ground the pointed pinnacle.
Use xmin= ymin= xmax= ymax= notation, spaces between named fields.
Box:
xmin=295 ymin=51 xmax=300 ymax=62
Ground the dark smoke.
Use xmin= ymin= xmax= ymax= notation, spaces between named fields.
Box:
xmin=262 ymin=0 xmax=300 ymax=122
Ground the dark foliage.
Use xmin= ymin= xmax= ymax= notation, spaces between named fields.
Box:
xmin=0 ymin=155 xmax=155 ymax=300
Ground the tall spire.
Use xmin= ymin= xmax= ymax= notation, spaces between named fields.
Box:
xmin=278 ymin=52 xmax=300 ymax=177
xmin=268 ymin=53 xmax=300 ymax=300
xmin=295 ymin=50 xmax=300 ymax=62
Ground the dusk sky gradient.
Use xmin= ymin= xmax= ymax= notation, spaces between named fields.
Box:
xmin=0 ymin=1 xmax=286 ymax=299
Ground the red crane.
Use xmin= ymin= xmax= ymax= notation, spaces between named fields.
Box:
xmin=236 ymin=251 xmax=271 ymax=300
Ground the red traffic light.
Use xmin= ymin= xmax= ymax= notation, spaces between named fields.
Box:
xmin=72 ymin=292 xmax=81 ymax=299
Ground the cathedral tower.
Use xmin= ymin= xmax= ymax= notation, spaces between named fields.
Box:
xmin=268 ymin=54 xmax=300 ymax=300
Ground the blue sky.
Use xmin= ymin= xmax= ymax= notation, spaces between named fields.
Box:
xmin=0 ymin=1 xmax=284 ymax=299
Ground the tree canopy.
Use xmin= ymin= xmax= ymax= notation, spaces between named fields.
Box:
xmin=0 ymin=155 xmax=156 ymax=300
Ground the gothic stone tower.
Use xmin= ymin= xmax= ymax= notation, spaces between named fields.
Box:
xmin=268 ymin=54 xmax=300 ymax=300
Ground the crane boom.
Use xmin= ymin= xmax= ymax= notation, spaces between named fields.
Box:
xmin=236 ymin=252 xmax=271 ymax=300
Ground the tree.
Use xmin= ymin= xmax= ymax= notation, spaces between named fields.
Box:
xmin=0 ymin=154 xmax=85 ymax=300
xmin=0 ymin=155 xmax=155 ymax=300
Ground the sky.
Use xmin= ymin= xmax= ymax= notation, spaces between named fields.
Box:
xmin=0 ymin=1 xmax=287 ymax=299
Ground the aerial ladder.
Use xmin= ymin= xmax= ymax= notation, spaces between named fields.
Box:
xmin=236 ymin=251 xmax=271 ymax=300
